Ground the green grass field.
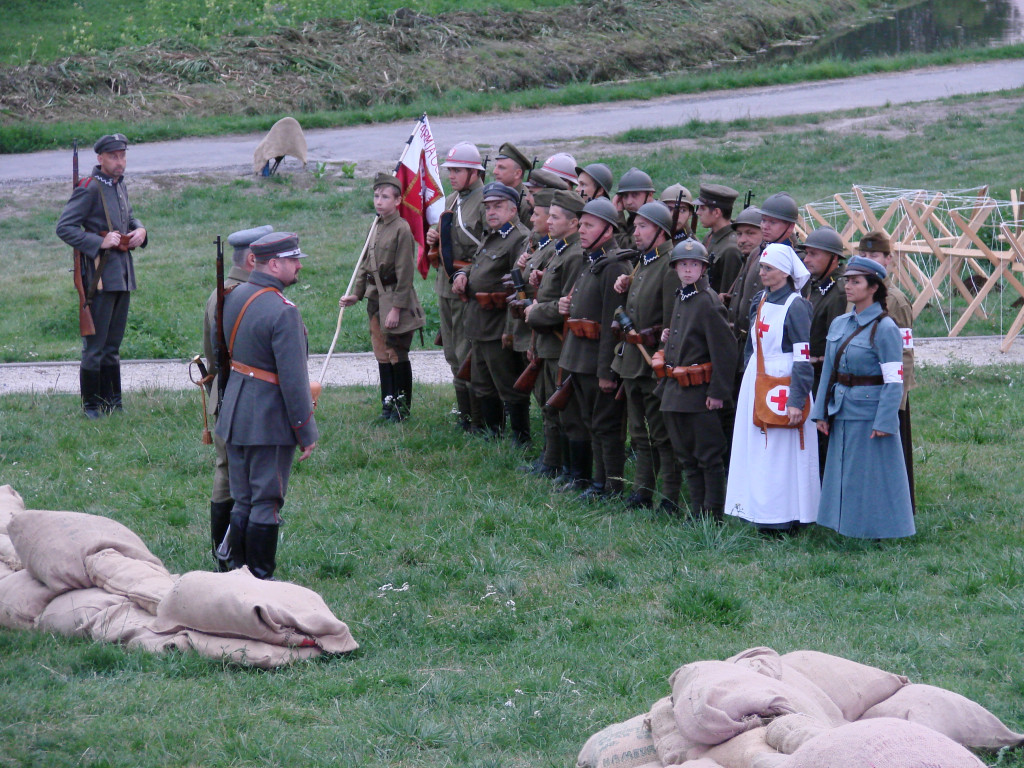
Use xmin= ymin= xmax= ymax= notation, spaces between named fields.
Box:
xmin=1 ymin=365 xmax=1022 ymax=767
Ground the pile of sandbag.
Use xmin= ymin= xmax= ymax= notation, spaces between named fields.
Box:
xmin=578 ymin=646 xmax=1023 ymax=768
xmin=0 ymin=485 xmax=358 ymax=668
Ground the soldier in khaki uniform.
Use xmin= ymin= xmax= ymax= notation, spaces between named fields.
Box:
xmin=697 ymin=184 xmax=744 ymax=295
xmin=723 ymin=206 xmax=766 ymax=358
xmin=660 ymin=183 xmax=696 ymax=243
xmin=510 ymin=187 xmax=557 ymax=358
xmin=859 ymin=230 xmax=917 ymax=511
xmin=524 ymin=190 xmax=587 ymax=476
xmin=492 ymin=142 xmax=534 ymax=227
xmin=522 ymin=168 xmax=568 ymax=214
xmin=340 ymin=173 xmax=426 ymax=422
xmin=611 ymin=201 xmax=681 ymax=510
xmin=426 ymin=142 xmax=487 ymax=431
xmin=615 ymin=167 xmax=656 ymax=249
xmin=658 ymin=240 xmax=738 ymax=520
xmin=557 ymin=198 xmax=632 ymax=498
xmin=541 ymin=152 xmax=578 ymax=186
xmin=202 ymin=224 xmax=271 ymax=570
xmin=574 ymin=162 xmax=615 ymax=202
xmin=452 ymin=182 xmax=532 ymax=443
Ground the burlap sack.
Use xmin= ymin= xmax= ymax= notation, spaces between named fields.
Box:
xmin=181 ymin=630 xmax=322 ymax=670
xmin=679 ymin=760 xmax=727 ymax=768
xmin=86 ymin=599 xmax=186 ymax=652
xmin=252 ymin=116 xmax=307 ymax=175
xmin=576 ymin=714 xmax=657 ymax=768
xmin=693 ymin=727 xmax=779 ymax=767
xmin=85 ymin=548 xmax=175 ymax=615
xmin=0 ymin=533 xmax=22 ymax=570
xmin=0 ymin=569 xmax=61 ymax=629
xmin=781 ymin=650 xmax=908 ymax=721
xmin=154 ymin=567 xmax=358 ymax=654
xmin=861 ymin=683 xmax=1024 ymax=749
xmin=776 ymin=666 xmax=846 ymax=727
xmin=36 ymin=588 xmax=129 ymax=637
xmin=647 ymin=695 xmax=694 ymax=765
xmin=780 ymin=717 xmax=986 ymax=768
xmin=765 ymin=713 xmax=830 ymax=754
xmin=726 ymin=646 xmax=784 ymax=679
xmin=8 ymin=509 xmax=164 ymax=593
xmin=0 ymin=560 xmax=15 ymax=580
xmin=670 ymin=661 xmax=843 ymax=747
xmin=0 ymin=484 xmax=25 ymax=533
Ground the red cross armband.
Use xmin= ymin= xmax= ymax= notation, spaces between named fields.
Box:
xmin=900 ymin=328 xmax=914 ymax=349
xmin=880 ymin=361 xmax=904 ymax=384
xmin=793 ymin=342 xmax=810 ymax=362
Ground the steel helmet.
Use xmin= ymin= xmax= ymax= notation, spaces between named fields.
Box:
xmin=542 ymin=152 xmax=578 ymax=184
xmin=441 ymin=142 xmax=485 ymax=171
xmin=759 ymin=192 xmax=799 ymax=223
xmin=731 ymin=206 xmax=762 ymax=229
xmin=660 ymin=183 xmax=693 ymax=206
xmin=575 ymin=163 xmax=614 ymax=197
xmin=669 ymin=238 xmax=710 ymax=265
xmin=617 ymin=167 xmax=655 ymax=194
xmin=635 ymin=201 xmax=674 ymax=236
xmin=580 ymin=197 xmax=621 ymax=230
xmin=803 ymin=226 xmax=845 ymax=258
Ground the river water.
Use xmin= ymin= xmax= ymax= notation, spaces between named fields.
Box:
xmin=763 ymin=0 xmax=1024 ymax=62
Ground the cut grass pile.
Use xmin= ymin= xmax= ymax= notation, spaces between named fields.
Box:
xmin=0 ymin=365 xmax=1022 ymax=767
xmin=3 ymin=88 xmax=1024 ymax=362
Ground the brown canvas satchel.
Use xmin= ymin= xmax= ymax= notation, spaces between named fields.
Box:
xmin=752 ymin=298 xmax=810 ymax=438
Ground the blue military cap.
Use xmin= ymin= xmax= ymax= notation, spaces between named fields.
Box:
xmin=251 ymin=231 xmax=307 ymax=260
xmin=844 ymin=255 xmax=886 ymax=281
xmin=228 ymin=225 xmax=274 ymax=251
xmin=94 ymin=133 xmax=128 ymax=154
xmin=481 ymin=182 xmax=520 ymax=205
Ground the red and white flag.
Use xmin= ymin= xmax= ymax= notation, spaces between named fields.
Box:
xmin=393 ymin=114 xmax=446 ymax=278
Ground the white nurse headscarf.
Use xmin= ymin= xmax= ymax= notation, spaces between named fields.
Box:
xmin=759 ymin=242 xmax=811 ymax=291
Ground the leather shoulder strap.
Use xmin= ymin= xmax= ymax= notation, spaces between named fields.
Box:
xmin=228 ymin=287 xmax=279 ymax=357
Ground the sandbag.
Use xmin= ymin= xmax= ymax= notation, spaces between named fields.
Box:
xmin=778 ymin=717 xmax=986 ymax=768
xmin=154 ymin=567 xmax=358 ymax=654
xmin=726 ymin=646 xmax=784 ymax=679
xmin=647 ymin=695 xmax=694 ymax=765
xmin=86 ymin=599 xmax=186 ymax=652
xmin=181 ymin=630 xmax=322 ymax=670
xmin=8 ymin=509 xmax=164 ymax=593
xmin=693 ymin=727 xmax=779 ymax=767
xmin=0 ymin=533 xmax=22 ymax=571
xmin=670 ymin=661 xmax=844 ymax=748
xmin=36 ymin=588 xmax=129 ymax=637
xmin=85 ymin=548 xmax=175 ymax=615
xmin=781 ymin=650 xmax=908 ymax=721
xmin=576 ymin=713 xmax=657 ymax=768
xmin=0 ymin=561 xmax=15 ymax=580
xmin=765 ymin=713 xmax=830 ymax=755
xmin=252 ymin=116 xmax=307 ymax=175
xmin=861 ymin=683 xmax=1024 ymax=749
xmin=0 ymin=484 xmax=25 ymax=533
xmin=0 ymin=569 xmax=61 ymax=629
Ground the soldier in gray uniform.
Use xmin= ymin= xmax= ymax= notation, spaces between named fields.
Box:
xmin=202 ymin=224 xmax=272 ymax=570
xmin=696 ymin=184 xmax=744 ymax=295
xmin=215 ymin=232 xmax=318 ymax=580
xmin=426 ymin=142 xmax=487 ymax=431
xmin=658 ymin=240 xmax=738 ymax=520
xmin=452 ymin=182 xmax=533 ymax=443
xmin=557 ymin=198 xmax=632 ymax=498
xmin=492 ymin=142 xmax=534 ymax=227
xmin=611 ymin=201 xmax=681 ymax=510
xmin=56 ymin=133 xmax=148 ymax=418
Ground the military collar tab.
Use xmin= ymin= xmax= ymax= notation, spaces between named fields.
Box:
xmin=498 ymin=222 xmax=515 ymax=238
xmin=673 ymin=231 xmax=689 ymax=242
xmin=642 ymin=248 xmax=661 ymax=266
xmin=676 ymin=284 xmax=699 ymax=302
xmin=586 ymin=245 xmax=608 ymax=264
xmin=554 ymin=239 xmax=570 ymax=254
xmin=93 ymin=174 xmax=115 ymax=187
xmin=816 ymin=274 xmax=837 ymax=296
xmin=537 ymin=234 xmax=551 ymax=248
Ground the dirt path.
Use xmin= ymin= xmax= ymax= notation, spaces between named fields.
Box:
xmin=1 ymin=337 xmax=1019 ymax=395
xmin=3 ymin=59 xmax=1022 ymax=185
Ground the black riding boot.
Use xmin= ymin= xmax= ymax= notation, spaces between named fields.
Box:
xmin=393 ymin=360 xmax=413 ymax=421
xmin=558 ymin=440 xmax=593 ymax=492
xmin=506 ymin=401 xmax=531 ymax=447
xmin=80 ymin=367 xmax=103 ymax=419
xmin=454 ymin=387 xmax=473 ymax=431
xmin=479 ymin=397 xmax=504 ymax=438
xmin=245 ymin=522 xmax=279 ymax=580
xmin=378 ymin=363 xmax=396 ymax=420
xmin=227 ymin=510 xmax=249 ymax=571
xmin=100 ymin=363 xmax=123 ymax=413
xmin=210 ymin=500 xmax=234 ymax=572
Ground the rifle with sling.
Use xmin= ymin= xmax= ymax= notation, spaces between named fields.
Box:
xmin=71 ymin=141 xmax=96 ymax=337
xmin=214 ymin=235 xmax=229 ymax=408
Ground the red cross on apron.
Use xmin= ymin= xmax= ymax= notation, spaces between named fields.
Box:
xmin=756 ymin=318 xmax=770 ymax=338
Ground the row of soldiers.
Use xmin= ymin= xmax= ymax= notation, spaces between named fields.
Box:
xmin=426 ymin=142 xmax=916 ymax=516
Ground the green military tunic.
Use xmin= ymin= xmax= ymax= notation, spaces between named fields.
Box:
xmin=510 ymin=235 xmax=552 ymax=353
xmin=704 ymin=225 xmax=744 ymax=296
xmin=527 ymin=234 xmax=585 ymax=360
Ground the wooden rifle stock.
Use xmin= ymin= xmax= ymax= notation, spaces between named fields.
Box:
xmin=545 ymin=372 xmax=574 ymax=410
xmin=214 ymin=236 xmax=229 ymax=407
xmin=513 ymin=357 xmax=541 ymax=393
xmin=71 ymin=140 xmax=96 ymax=337
xmin=456 ymin=352 xmax=473 ymax=381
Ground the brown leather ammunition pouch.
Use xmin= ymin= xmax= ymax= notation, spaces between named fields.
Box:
xmin=475 ymin=291 xmax=509 ymax=310
xmin=568 ymin=318 xmax=601 ymax=340
xmin=670 ymin=362 xmax=713 ymax=387
xmin=652 ymin=349 xmax=668 ymax=378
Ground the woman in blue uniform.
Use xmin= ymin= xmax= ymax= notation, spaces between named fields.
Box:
xmin=810 ymin=256 xmax=914 ymax=539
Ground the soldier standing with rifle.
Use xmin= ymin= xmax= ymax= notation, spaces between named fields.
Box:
xmin=215 ymin=232 xmax=318 ymax=581
xmin=202 ymin=225 xmax=272 ymax=571
xmin=696 ymin=184 xmax=744 ymax=295
xmin=56 ymin=133 xmax=148 ymax=419
xmin=426 ymin=142 xmax=488 ymax=432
